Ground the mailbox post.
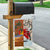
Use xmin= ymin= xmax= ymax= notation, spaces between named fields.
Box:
xmin=7 ymin=0 xmax=13 ymax=50
xmin=3 ymin=0 xmax=22 ymax=50
xmin=3 ymin=0 xmax=34 ymax=50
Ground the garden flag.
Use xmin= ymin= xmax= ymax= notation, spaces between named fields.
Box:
xmin=15 ymin=20 xmax=32 ymax=47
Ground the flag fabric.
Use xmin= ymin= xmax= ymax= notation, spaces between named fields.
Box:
xmin=15 ymin=20 xmax=32 ymax=46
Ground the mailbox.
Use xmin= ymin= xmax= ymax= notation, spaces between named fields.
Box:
xmin=13 ymin=2 xmax=34 ymax=15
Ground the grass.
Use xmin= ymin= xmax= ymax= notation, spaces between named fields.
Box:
xmin=34 ymin=1 xmax=50 ymax=8
xmin=13 ymin=0 xmax=29 ymax=2
xmin=0 ymin=0 xmax=29 ymax=3
xmin=0 ymin=0 xmax=7 ymax=3
xmin=17 ymin=48 xmax=30 ymax=50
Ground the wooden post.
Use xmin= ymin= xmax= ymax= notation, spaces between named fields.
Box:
xmin=8 ymin=0 xmax=13 ymax=50
xmin=8 ymin=19 xmax=13 ymax=50
xmin=3 ymin=0 xmax=22 ymax=50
